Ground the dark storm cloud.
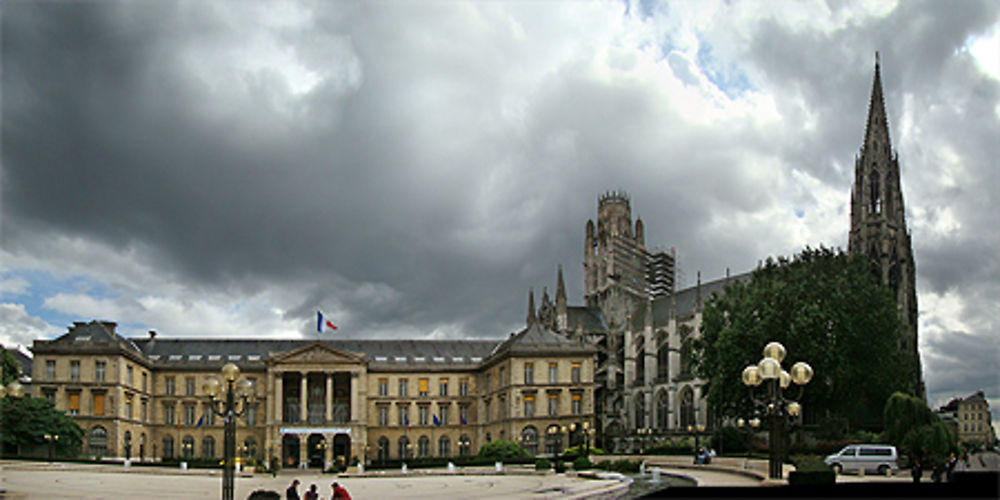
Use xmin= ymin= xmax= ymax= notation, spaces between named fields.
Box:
xmin=2 ymin=0 xmax=999 ymax=397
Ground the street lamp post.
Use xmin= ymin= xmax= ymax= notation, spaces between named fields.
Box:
xmin=202 ymin=363 xmax=255 ymax=500
xmin=736 ymin=417 xmax=761 ymax=469
xmin=741 ymin=341 xmax=813 ymax=479
xmin=43 ymin=434 xmax=59 ymax=461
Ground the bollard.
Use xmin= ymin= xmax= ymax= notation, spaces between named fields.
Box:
xmin=651 ymin=468 xmax=661 ymax=484
xmin=180 ymin=461 xmax=187 ymax=471
xmin=123 ymin=459 xmax=131 ymax=469
xmin=858 ymin=466 xmax=865 ymax=477
xmin=357 ymin=463 xmax=364 ymax=474
xmin=495 ymin=461 xmax=503 ymax=473
xmin=447 ymin=462 xmax=456 ymax=473
xmin=402 ymin=463 xmax=408 ymax=474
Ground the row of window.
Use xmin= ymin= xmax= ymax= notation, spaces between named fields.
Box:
xmin=163 ymin=403 xmax=258 ymax=427
xmin=43 ymin=360 xmax=258 ymax=399
xmin=54 ymin=389 xmax=149 ymax=422
xmin=483 ymin=392 xmax=582 ymax=422
xmin=375 ymin=403 xmax=471 ymax=427
xmin=45 ymin=359 xmax=150 ymax=392
xmin=374 ymin=435 xmax=472 ymax=461
xmin=963 ymin=423 xmax=987 ymax=432
xmin=489 ymin=362 xmax=582 ymax=392
xmin=962 ymin=412 xmax=987 ymax=420
xmin=377 ymin=378 xmax=469 ymax=398
xmin=373 ymin=362 xmax=585 ymax=400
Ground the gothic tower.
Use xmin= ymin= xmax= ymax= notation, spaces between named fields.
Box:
xmin=584 ymin=191 xmax=648 ymax=308
xmin=848 ymin=54 xmax=924 ymax=398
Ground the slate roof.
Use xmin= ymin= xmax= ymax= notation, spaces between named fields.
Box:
xmin=129 ymin=338 xmax=501 ymax=369
xmin=5 ymin=348 xmax=32 ymax=378
xmin=630 ymin=272 xmax=752 ymax=329
xmin=489 ymin=322 xmax=595 ymax=360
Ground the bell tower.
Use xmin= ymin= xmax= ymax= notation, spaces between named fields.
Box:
xmin=848 ymin=53 xmax=924 ymax=398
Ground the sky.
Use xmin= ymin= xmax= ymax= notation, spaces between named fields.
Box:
xmin=2 ymin=0 xmax=998 ymax=425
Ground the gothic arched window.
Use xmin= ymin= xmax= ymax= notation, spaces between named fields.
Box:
xmin=679 ymin=386 xmax=695 ymax=429
xmin=869 ymin=170 xmax=881 ymax=215
xmin=656 ymin=390 xmax=669 ymax=430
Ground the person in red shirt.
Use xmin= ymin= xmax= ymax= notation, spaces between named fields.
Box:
xmin=331 ymin=482 xmax=352 ymax=500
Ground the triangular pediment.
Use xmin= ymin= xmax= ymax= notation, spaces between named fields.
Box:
xmin=269 ymin=342 xmax=365 ymax=365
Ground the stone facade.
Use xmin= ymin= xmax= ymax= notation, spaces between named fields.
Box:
xmin=31 ymin=320 xmax=595 ymax=468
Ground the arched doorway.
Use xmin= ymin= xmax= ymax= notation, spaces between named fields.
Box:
xmin=88 ymin=426 xmax=107 ymax=458
xmin=307 ymin=434 xmax=325 ymax=468
xmin=282 ymin=434 xmax=300 ymax=468
xmin=123 ymin=431 xmax=132 ymax=459
xmin=377 ymin=436 xmax=390 ymax=463
xmin=333 ymin=433 xmax=350 ymax=467
xmin=520 ymin=426 xmax=538 ymax=456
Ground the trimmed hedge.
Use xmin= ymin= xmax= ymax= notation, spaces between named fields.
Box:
xmin=572 ymin=456 xmax=592 ymax=470
xmin=595 ymin=459 xmax=642 ymax=473
xmin=535 ymin=458 xmax=551 ymax=471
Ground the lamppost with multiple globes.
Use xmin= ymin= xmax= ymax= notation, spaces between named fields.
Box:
xmin=686 ymin=424 xmax=706 ymax=456
xmin=202 ymin=363 xmax=255 ymax=500
xmin=741 ymin=341 xmax=813 ymax=479
xmin=583 ymin=422 xmax=595 ymax=456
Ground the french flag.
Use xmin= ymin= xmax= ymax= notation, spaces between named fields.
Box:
xmin=317 ymin=311 xmax=338 ymax=333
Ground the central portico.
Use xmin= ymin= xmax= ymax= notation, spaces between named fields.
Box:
xmin=265 ymin=343 xmax=367 ymax=469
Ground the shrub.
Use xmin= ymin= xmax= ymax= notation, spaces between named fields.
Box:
xmin=554 ymin=460 xmax=566 ymax=473
xmin=709 ymin=426 xmax=750 ymax=454
xmin=247 ymin=490 xmax=281 ymax=500
xmin=595 ymin=459 xmax=641 ymax=473
xmin=790 ymin=455 xmax=831 ymax=472
xmin=477 ymin=440 xmax=532 ymax=462
xmin=535 ymin=458 xmax=551 ymax=471
xmin=572 ymin=456 xmax=592 ymax=470
xmin=561 ymin=445 xmax=606 ymax=460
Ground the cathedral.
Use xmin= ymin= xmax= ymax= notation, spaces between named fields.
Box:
xmin=533 ymin=56 xmax=925 ymax=452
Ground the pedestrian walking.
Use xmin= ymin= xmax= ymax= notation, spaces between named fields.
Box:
xmin=286 ymin=479 xmax=301 ymax=500
xmin=910 ymin=458 xmax=921 ymax=483
xmin=304 ymin=484 xmax=319 ymax=500
xmin=946 ymin=453 xmax=957 ymax=482
xmin=331 ymin=481 xmax=352 ymax=500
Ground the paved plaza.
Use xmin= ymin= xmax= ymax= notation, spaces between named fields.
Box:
xmin=0 ymin=463 xmax=626 ymax=500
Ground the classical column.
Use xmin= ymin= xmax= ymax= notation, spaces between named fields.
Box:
xmin=350 ymin=372 xmax=359 ymax=422
xmin=274 ymin=373 xmax=283 ymax=424
xmin=299 ymin=372 xmax=308 ymax=424
xmin=324 ymin=434 xmax=333 ymax=470
xmin=326 ymin=374 xmax=333 ymax=423
xmin=298 ymin=434 xmax=307 ymax=468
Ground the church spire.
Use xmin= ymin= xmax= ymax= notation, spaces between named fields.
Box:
xmin=556 ymin=265 xmax=568 ymax=331
xmin=864 ymin=51 xmax=891 ymax=152
xmin=526 ymin=288 xmax=536 ymax=325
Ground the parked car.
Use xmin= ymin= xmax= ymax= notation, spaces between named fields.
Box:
xmin=824 ymin=444 xmax=898 ymax=475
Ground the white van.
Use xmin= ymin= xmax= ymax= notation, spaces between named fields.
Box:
xmin=824 ymin=444 xmax=898 ymax=475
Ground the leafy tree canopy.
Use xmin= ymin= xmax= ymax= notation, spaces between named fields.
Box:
xmin=884 ymin=391 xmax=958 ymax=463
xmin=1 ymin=397 xmax=84 ymax=457
xmin=693 ymin=246 xmax=914 ymax=430
xmin=1 ymin=344 xmax=21 ymax=385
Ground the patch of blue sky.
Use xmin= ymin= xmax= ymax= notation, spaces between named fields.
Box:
xmin=794 ymin=209 xmax=805 ymax=219
xmin=696 ymin=40 xmax=754 ymax=99
xmin=636 ymin=0 xmax=667 ymax=20
xmin=1 ymin=269 xmax=121 ymax=333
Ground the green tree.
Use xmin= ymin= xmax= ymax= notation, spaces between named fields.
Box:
xmin=693 ymin=247 xmax=914 ymax=430
xmin=1 ymin=344 xmax=21 ymax=385
xmin=883 ymin=392 xmax=957 ymax=464
xmin=0 ymin=396 xmax=84 ymax=458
